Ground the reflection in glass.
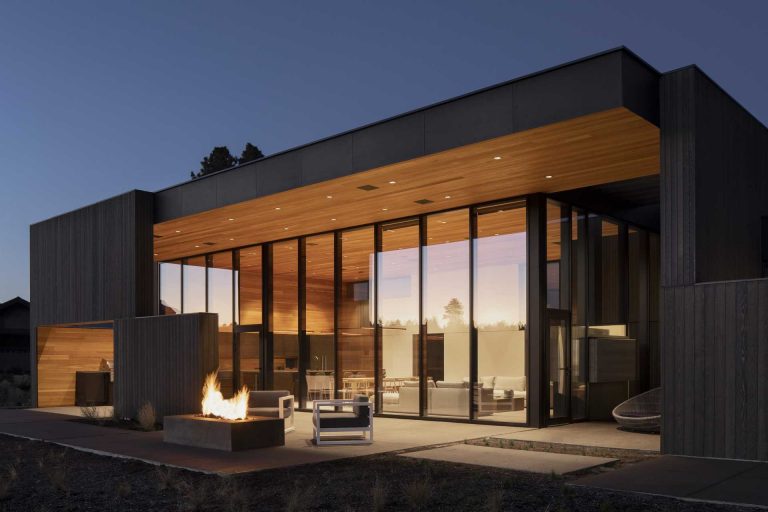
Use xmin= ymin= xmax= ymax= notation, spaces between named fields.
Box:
xmin=209 ymin=252 xmax=233 ymax=396
xmin=237 ymin=248 xmax=262 ymax=391
xmin=424 ymin=210 xmax=469 ymax=418
xmin=305 ymin=234 xmax=335 ymax=404
xmin=474 ymin=201 xmax=527 ymax=423
xmin=570 ymin=209 xmax=587 ymax=420
xmin=159 ymin=261 xmax=182 ymax=315
xmin=379 ymin=219 xmax=420 ymax=415
xmin=339 ymin=227 xmax=375 ymax=404
xmin=183 ymin=256 xmax=206 ymax=313
xmin=546 ymin=201 xmax=568 ymax=309
xmin=271 ymin=241 xmax=299 ymax=397
xmin=549 ymin=314 xmax=569 ymax=419
xmin=589 ymin=216 xmax=626 ymax=334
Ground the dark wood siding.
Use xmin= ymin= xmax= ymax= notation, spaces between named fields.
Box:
xmin=661 ymin=66 xmax=768 ymax=460
xmin=30 ymin=190 xmax=154 ymax=406
xmin=114 ymin=313 xmax=218 ymax=421
xmin=661 ymin=280 xmax=768 ymax=460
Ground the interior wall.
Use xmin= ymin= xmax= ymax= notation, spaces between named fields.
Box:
xmin=36 ymin=326 xmax=114 ymax=407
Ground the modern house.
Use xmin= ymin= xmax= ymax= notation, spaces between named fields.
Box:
xmin=29 ymin=47 xmax=768 ymax=462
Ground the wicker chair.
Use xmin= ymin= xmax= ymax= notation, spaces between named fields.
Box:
xmin=612 ymin=387 xmax=661 ymax=432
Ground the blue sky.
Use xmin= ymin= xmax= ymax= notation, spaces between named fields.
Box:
xmin=1 ymin=0 xmax=766 ymax=302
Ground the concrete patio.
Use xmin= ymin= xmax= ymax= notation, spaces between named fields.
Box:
xmin=0 ymin=408 xmax=658 ymax=477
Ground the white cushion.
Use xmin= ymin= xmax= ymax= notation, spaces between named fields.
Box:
xmin=494 ymin=375 xmax=526 ymax=392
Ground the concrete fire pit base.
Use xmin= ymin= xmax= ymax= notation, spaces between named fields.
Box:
xmin=164 ymin=415 xmax=285 ymax=451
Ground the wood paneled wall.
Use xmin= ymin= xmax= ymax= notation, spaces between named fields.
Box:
xmin=662 ymin=281 xmax=768 ymax=460
xmin=30 ymin=190 xmax=154 ymax=407
xmin=36 ymin=326 xmax=114 ymax=407
xmin=114 ymin=313 xmax=218 ymax=421
xmin=661 ymin=66 xmax=768 ymax=460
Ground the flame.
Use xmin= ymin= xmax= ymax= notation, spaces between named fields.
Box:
xmin=201 ymin=371 xmax=249 ymax=420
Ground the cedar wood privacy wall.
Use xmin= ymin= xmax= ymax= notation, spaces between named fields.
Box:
xmin=660 ymin=66 xmax=768 ymax=460
xmin=114 ymin=314 xmax=218 ymax=420
xmin=29 ymin=190 xmax=155 ymax=407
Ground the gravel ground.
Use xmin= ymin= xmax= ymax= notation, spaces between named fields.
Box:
xmin=0 ymin=434 xmax=752 ymax=512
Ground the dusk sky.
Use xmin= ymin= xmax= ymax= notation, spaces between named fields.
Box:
xmin=1 ymin=1 xmax=767 ymax=302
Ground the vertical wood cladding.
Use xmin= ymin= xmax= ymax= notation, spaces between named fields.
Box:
xmin=114 ymin=313 xmax=218 ymax=421
xmin=30 ymin=190 xmax=155 ymax=325
xmin=662 ymin=281 xmax=767 ymax=460
xmin=661 ymin=67 xmax=768 ymax=460
xmin=30 ymin=190 xmax=154 ymax=407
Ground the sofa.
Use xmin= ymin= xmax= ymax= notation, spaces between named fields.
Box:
xmin=394 ymin=380 xmax=495 ymax=417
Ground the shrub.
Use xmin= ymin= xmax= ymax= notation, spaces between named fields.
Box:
xmin=155 ymin=466 xmax=178 ymax=491
xmin=137 ymin=402 xmax=156 ymax=431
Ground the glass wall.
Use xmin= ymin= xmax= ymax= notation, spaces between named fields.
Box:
xmin=271 ymin=241 xmax=299 ymax=397
xmin=237 ymin=247 xmax=261 ymax=391
xmin=183 ymin=256 xmax=206 ymax=313
xmin=379 ymin=219 xmax=420 ymax=415
xmin=338 ymin=227 xmax=375 ymax=403
xmin=158 ymin=191 xmax=658 ymax=425
xmin=305 ymin=234 xmax=335 ymax=404
xmin=208 ymin=252 xmax=234 ymax=396
xmin=423 ymin=209 xmax=470 ymax=418
xmin=474 ymin=201 xmax=527 ymax=423
xmin=159 ymin=261 xmax=182 ymax=314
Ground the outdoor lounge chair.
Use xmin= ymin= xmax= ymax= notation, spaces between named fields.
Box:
xmin=312 ymin=395 xmax=373 ymax=445
xmin=612 ymin=387 xmax=661 ymax=432
xmin=247 ymin=390 xmax=295 ymax=433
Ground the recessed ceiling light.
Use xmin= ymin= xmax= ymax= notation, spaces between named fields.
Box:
xmin=284 ymin=227 xmax=289 ymax=230
xmin=382 ymin=208 xmax=388 ymax=211
xmin=326 ymin=195 xmax=333 ymax=199
xmin=494 ymin=233 xmax=500 ymax=236
xmin=331 ymin=218 xmax=337 ymax=221
xmin=389 ymin=180 xmax=396 ymax=184
xmin=153 ymin=253 xmax=158 ymax=256
xmin=175 ymin=230 xmax=181 ymax=233
xmin=227 ymin=218 xmax=235 ymax=221
xmin=229 ymin=238 xmax=234 ymax=241
xmin=275 ymin=207 xmax=281 ymax=210
xmin=444 ymin=195 xmax=451 ymax=199
xmin=545 ymin=175 xmax=553 ymax=179
xmin=493 ymin=156 xmax=502 ymax=160
xmin=194 ymin=245 xmax=200 ymax=248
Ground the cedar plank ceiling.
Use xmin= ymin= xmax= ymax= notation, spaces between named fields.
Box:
xmin=154 ymin=107 xmax=659 ymax=261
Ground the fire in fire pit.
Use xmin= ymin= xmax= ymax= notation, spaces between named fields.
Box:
xmin=201 ymin=371 xmax=249 ymax=420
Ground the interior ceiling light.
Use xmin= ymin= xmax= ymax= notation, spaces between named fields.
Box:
xmin=227 ymin=218 xmax=235 ymax=221
xmin=382 ymin=208 xmax=388 ymax=211
xmin=493 ymin=156 xmax=502 ymax=160
xmin=284 ymin=227 xmax=289 ymax=230
xmin=326 ymin=195 xmax=333 ymax=199
xmin=545 ymin=175 xmax=553 ymax=179
xmin=175 ymin=230 xmax=181 ymax=233
xmin=388 ymin=180 xmax=397 ymax=184
xmin=444 ymin=195 xmax=452 ymax=199
xmin=275 ymin=207 xmax=281 ymax=210
xmin=194 ymin=245 xmax=200 ymax=248
xmin=229 ymin=238 xmax=234 ymax=241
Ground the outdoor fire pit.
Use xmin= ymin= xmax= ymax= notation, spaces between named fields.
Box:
xmin=163 ymin=372 xmax=285 ymax=451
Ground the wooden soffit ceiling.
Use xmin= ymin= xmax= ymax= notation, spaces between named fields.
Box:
xmin=154 ymin=107 xmax=659 ymax=261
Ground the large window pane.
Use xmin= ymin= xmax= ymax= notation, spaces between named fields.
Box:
xmin=570 ymin=209 xmax=587 ymax=420
xmin=546 ymin=201 xmax=568 ymax=309
xmin=208 ymin=252 xmax=233 ymax=396
xmin=305 ymin=234 xmax=335 ymax=405
xmin=183 ymin=256 xmax=206 ymax=313
xmin=588 ymin=216 xmax=626 ymax=334
xmin=159 ymin=261 xmax=181 ymax=315
xmin=339 ymin=227 xmax=375 ymax=404
xmin=237 ymin=247 xmax=262 ymax=391
xmin=424 ymin=209 xmax=469 ymax=418
xmin=379 ymin=219 xmax=420 ymax=415
xmin=475 ymin=201 xmax=527 ymax=423
xmin=272 ymin=241 xmax=299 ymax=397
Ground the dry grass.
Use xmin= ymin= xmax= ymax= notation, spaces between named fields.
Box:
xmin=137 ymin=402 xmax=156 ymax=431
xmin=79 ymin=405 xmax=101 ymax=420
xmin=402 ymin=472 xmax=432 ymax=510
xmin=216 ymin=478 xmax=250 ymax=512
xmin=116 ymin=478 xmax=132 ymax=498
xmin=176 ymin=479 xmax=210 ymax=512
xmin=371 ymin=474 xmax=388 ymax=512
xmin=155 ymin=466 xmax=179 ymax=491
xmin=486 ymin=487 xmax=504 ymax=512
